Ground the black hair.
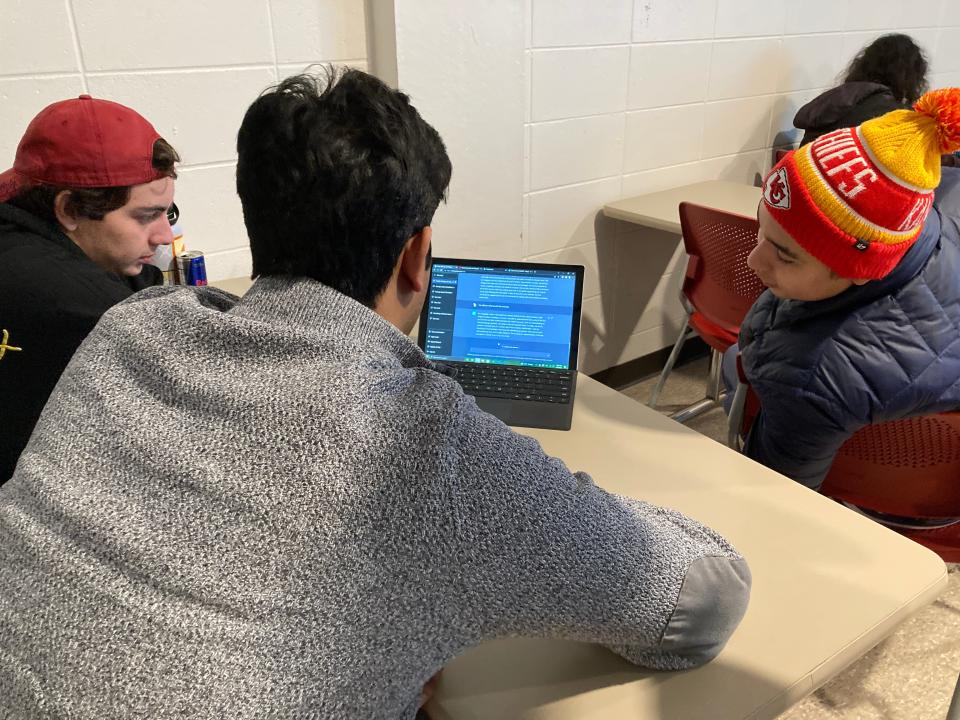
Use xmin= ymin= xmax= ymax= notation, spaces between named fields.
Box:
xmin=7 ymin=138 xmax=179 ymax=224
xmin=236 ymin=67 xmax=452 ymax=307
xmin=844 ymin=33 xmax=929 ymax=104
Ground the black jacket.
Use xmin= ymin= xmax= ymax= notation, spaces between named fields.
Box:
xmin=0 ymin=203 xmax=161 ymax=482
xmin=793 ymin=81 xmax=906 ymax=146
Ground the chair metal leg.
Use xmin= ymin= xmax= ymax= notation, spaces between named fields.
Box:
xmin=670 ymin=398 xmax=717 ymax=424
xmin=947 ymin=672 xmax=960 ymax=720
xmin=706 ymin=348 xmax=722 ymax=402
xmin=648 ymin=312 xmax=691 ymax=408
xmin=727 ymin=381 xmax=748 ymax=450
xmin=668 ymin=348 xmax=728 ymax=424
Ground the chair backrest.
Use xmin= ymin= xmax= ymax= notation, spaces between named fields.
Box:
xmin=821 ymin=413 xmax=960 ymax=519
xmin=678 ymin=202 xmax=766 ymax=331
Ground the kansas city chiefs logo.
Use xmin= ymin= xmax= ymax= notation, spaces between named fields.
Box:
xmin=764 ymin=167 xmax=791 ymax=210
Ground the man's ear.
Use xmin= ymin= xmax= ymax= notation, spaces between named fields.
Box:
xmin=53 ymin=190 xmax=78 ymax=232
xmin=400 ymin=226 xmax=432 ymax=294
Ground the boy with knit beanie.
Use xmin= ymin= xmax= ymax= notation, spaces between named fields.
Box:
xmin=727 ymin=88 xmax=960 ymax=489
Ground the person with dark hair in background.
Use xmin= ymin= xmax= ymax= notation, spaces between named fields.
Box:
xmin=794 ymin=33 xmax=929 ymax=146
xmin=0 ymin=95 xmax=179 ymax=483
xmin=0 ymin=69 xmax=750 ymax=718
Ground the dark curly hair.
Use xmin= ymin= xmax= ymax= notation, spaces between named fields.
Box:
xmin=844 ymin=33 xmax=928 ymax=104
xmin=236 ymin=67 xmax=452 ymax=307
xmin=7 ymin=138 xmax=179 ymax=224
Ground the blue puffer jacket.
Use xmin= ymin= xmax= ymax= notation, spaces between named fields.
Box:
xmin=734 ymin=167 xmax=960 ymax=489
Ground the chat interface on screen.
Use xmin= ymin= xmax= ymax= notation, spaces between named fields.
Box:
xmin=423 ymin=263 xmax=577 ymax=369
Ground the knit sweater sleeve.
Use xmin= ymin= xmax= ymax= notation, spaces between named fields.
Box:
xmin=448 ymin=396 xmax=751 ymax=671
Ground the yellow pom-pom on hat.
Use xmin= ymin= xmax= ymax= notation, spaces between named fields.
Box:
xmin=860 ymin=87 xmax=960 ymax=190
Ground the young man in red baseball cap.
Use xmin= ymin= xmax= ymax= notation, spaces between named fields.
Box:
xmin=0 ymin=95 xmax=180 ymax=482
xmin=726 ymin=88 xmax=960 ymax=490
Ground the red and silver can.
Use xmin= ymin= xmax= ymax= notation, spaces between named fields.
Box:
xmin=176 ymin=251 xmax=207 ymax=286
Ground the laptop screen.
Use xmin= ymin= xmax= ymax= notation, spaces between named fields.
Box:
xmin=419 ymin=259 xmax=584 ymax=370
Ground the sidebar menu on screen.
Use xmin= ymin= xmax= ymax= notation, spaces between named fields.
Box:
xmin=423 ymin=267 xmax=459 ymax=358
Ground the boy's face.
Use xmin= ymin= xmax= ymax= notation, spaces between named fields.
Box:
xmin=747 ymin=203 xmax=866 ymax=301
xmin=69 ymin=177 xmax=175 ymax=277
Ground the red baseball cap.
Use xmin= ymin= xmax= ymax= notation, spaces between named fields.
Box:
xmin=0 ymin=94 xmax=164 ymax=203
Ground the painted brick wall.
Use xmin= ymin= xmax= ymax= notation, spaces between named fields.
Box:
xmin=522 ymin=0 xmax=960 ymax=373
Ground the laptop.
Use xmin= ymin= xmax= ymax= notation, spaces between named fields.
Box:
xmin=417 ymin=258 xmax=585 ymax=431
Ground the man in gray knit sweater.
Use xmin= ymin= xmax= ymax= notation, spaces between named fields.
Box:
xmin=0 ymin=69 xmax=750 ymax=719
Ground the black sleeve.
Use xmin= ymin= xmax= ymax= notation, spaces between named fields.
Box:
xmin=126 ymin=264 xmax=164 ymax=292
xmin=0 ymin=272 xmax=129 ymax=483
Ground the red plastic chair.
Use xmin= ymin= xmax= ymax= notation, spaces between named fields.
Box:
xmin=729 ymin=388 xmax=960 ymax=562
xmin=820 ymin=413 xmax=960 ymax=562
xmin=648 ymin=202 xmax=766 ymax=423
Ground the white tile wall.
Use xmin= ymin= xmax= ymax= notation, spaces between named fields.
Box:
xmin=270 ymin=0 xmax=367 ymax=63
xmin=899 ymin=0 xmax=948 ymax=30
xmin=0 ymin=1 xmax=368 ymax=282
xmin=631 ymin=0 xmax=717 ymax=42
xmin=623 ymin=105 xmax=704 ymax=173
xmin=707 ymin=38 xmax=782 ymax=100
xmin=523 ymin=49 xmax=532 ymax=124
xmin=531 ymin=46 xmax=629 ymax=121
xmin=714 ymin=0 xmax=786 ymax=39
xmin=173 ymin=165 xmax=248 ymax=262
xmin=768 ymin=89 xmax=813 ymax=146
xmin=529 ymin=114 xmax=624 ymax=190
xmin=578 ymin=294 xmax=613 ymax=374
xmin=627 ymin=42 xmax=712 ymax=110
xmin=943 ymin=1 xmax=959 ymax=25
xmin=620 ymin=161 xmax=707 ymax=197
xmin=777 ymin=35 xmax=845 ymax=93
xmin=701 ymin=95 xmax=774 ymax=158
xmin=72 ymin=0 xmax=275 ymax=71
xmin=844 ymin=0 xmax=901 ymax=31
xmin=784 ymin=0 xmax=848 ymax=35
xmin=933 ymin=28 xmax=960 ymax=74
xmin=532 ymin=0 xmax=632 ymax=47
xmin=526 ymin=0 xmax=958 ymax=369
xmin=699 ymin=149 xmax=768 ymax=184
xmin=526 ymin=177 xmax=620 ymax=255
xmin=0 ymin=0 xmax=77 ymax=75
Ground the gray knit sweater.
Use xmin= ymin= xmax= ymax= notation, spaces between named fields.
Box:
xmin=0 ymin=276 xmax=750 ymax=719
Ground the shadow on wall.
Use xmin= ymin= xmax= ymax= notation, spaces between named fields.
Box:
xmin=577 ymin=212 xmax=619 ymax=374
xmin=580 ymin=214 xmax=686 ymax=375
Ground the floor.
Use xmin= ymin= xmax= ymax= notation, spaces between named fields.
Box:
xmin=620 ymin=356 xmax=960 ymax=720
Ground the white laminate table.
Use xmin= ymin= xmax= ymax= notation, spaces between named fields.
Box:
xmin=603 ymin=180 xmax=763 ymax=233
xmin=428 ymin=374 xmax=947 ymax=720
xmin=209 ymin=276 xmax=254 ymax=296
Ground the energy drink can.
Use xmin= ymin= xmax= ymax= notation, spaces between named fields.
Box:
xmin=177 ymin=251 xmax=207 ymax=287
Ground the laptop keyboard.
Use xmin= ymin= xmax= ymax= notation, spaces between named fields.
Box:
xmin=452 ymin=363 xmax=572 ymax=403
